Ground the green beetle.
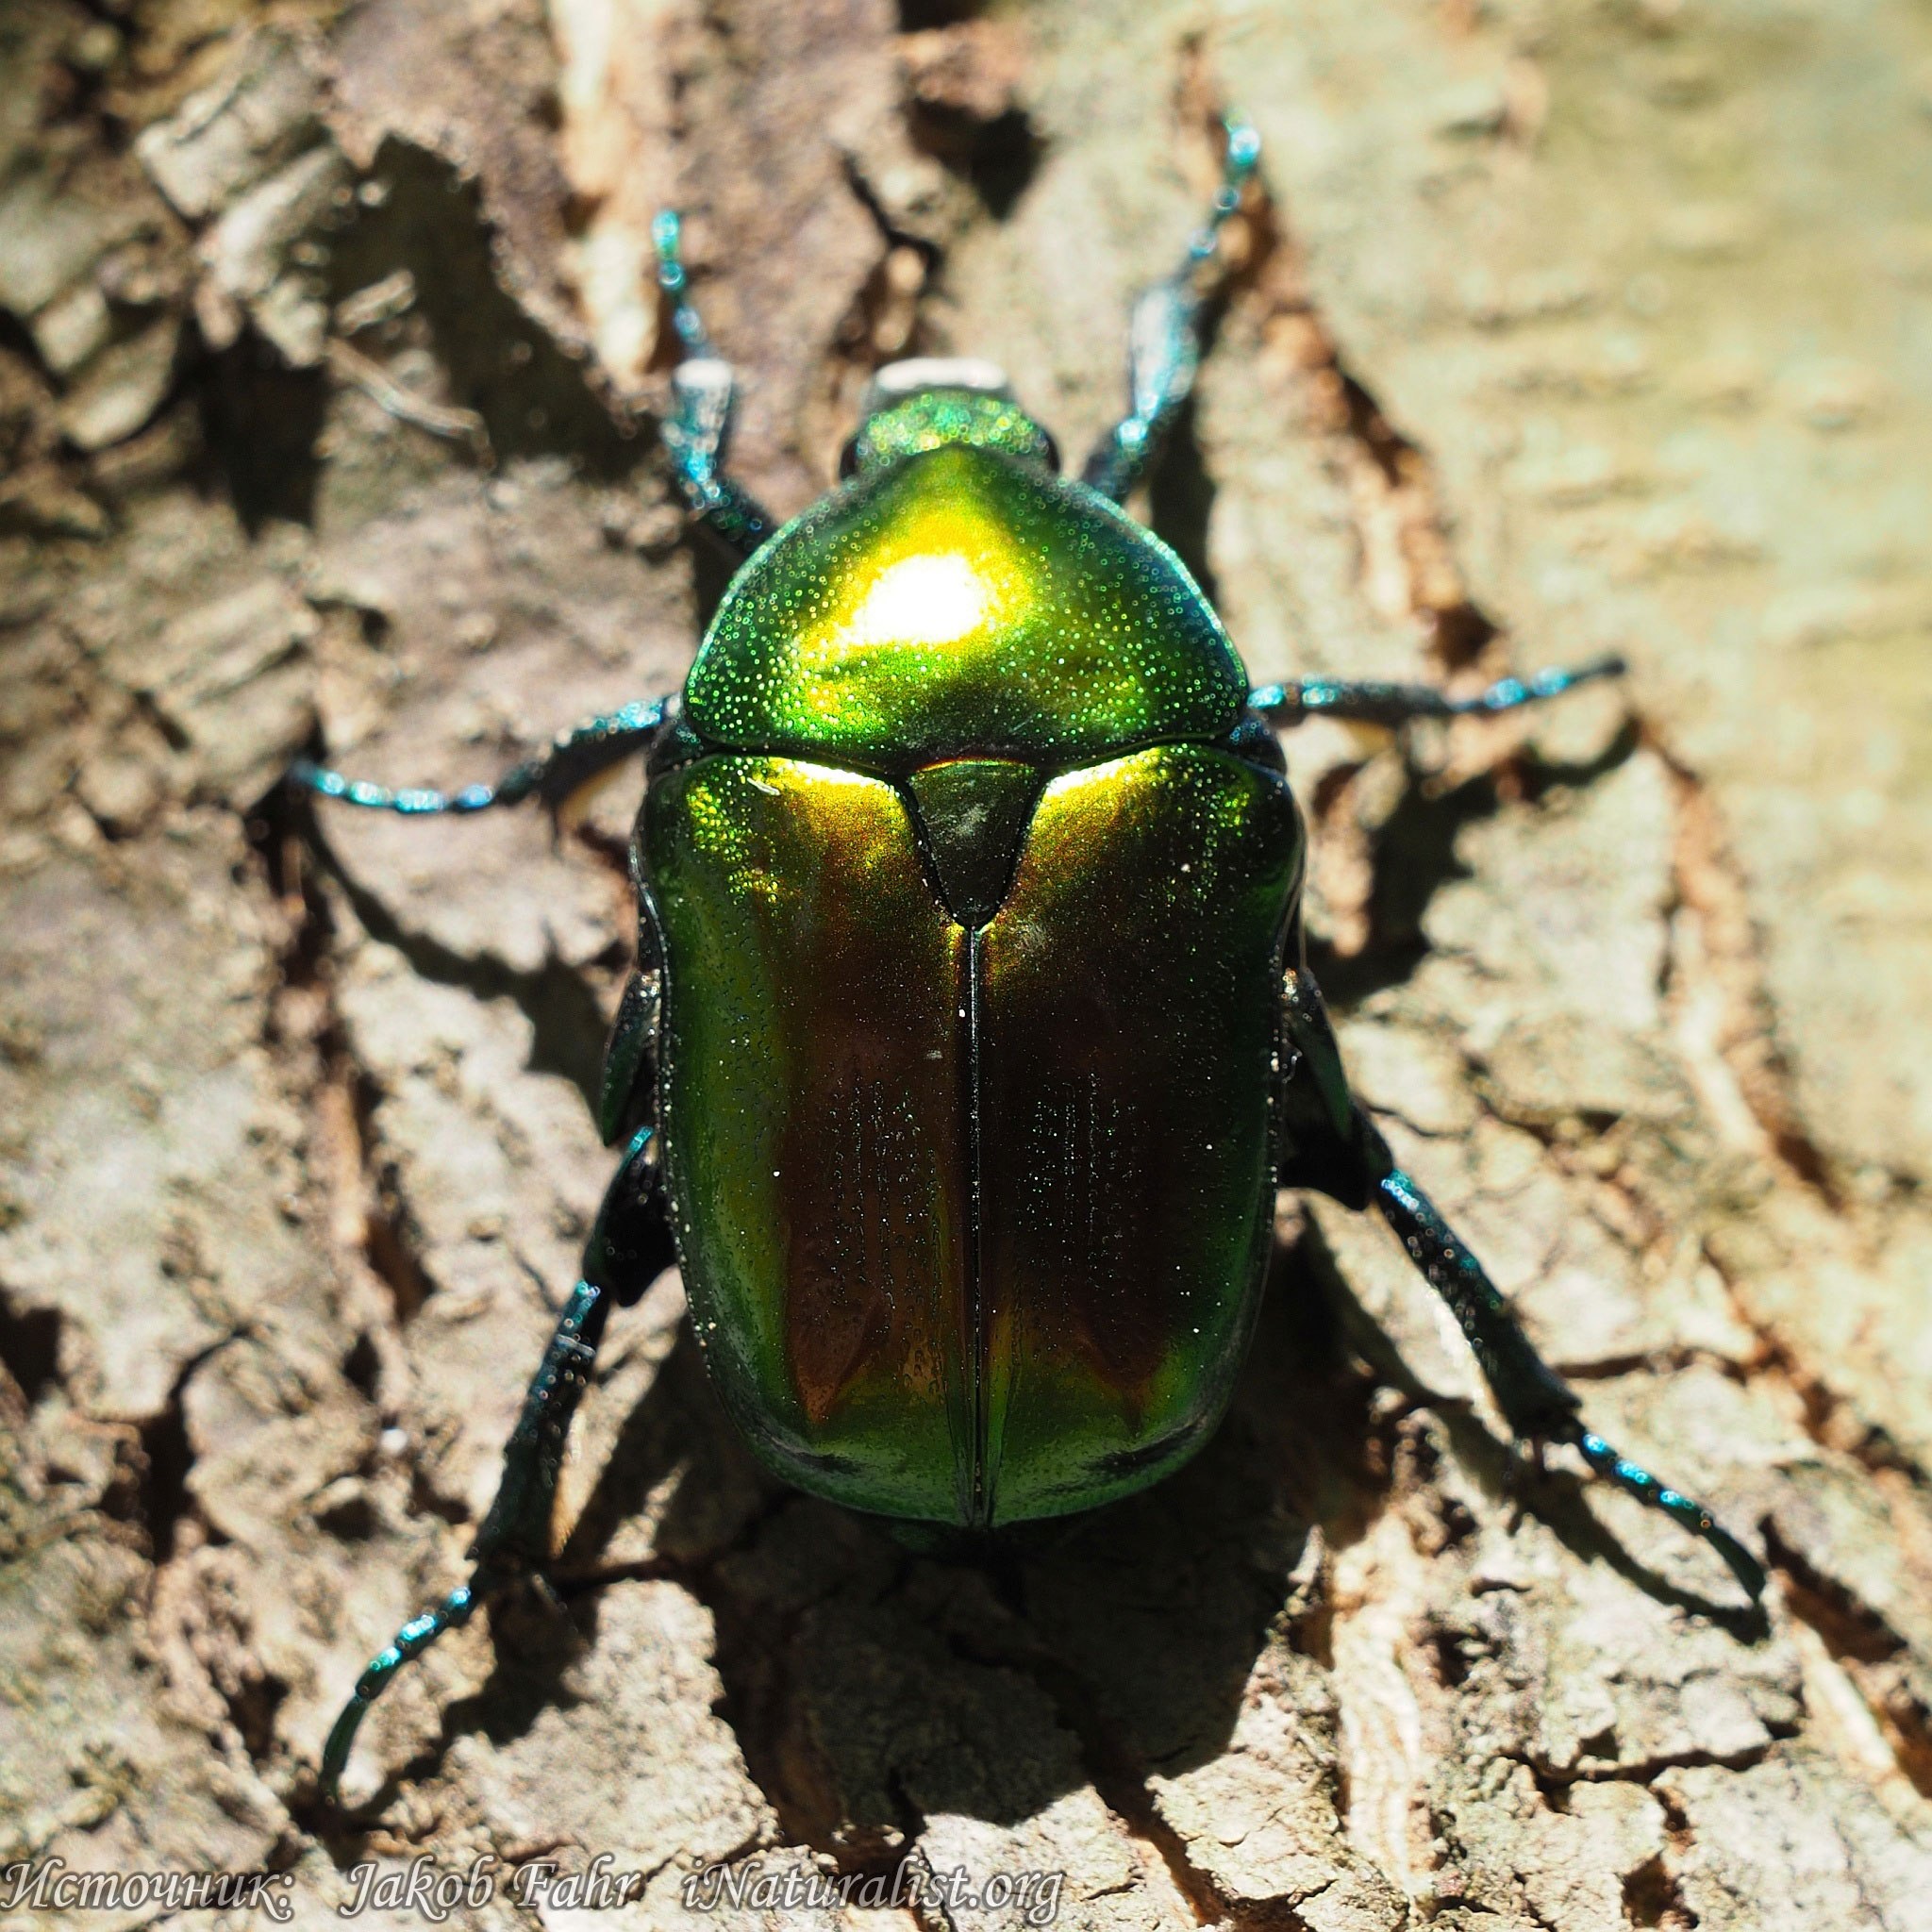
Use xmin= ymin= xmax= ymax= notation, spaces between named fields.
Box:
xmin=298 ymin=122 xmax=1764 ymax=1801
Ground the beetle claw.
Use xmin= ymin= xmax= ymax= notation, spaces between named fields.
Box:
xmin=1499 ymin=1436 xmax=1547 ymax=1531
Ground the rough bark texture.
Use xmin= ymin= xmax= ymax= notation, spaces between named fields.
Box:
xmin=3 ymin=1 xmax=1931 ymax=1927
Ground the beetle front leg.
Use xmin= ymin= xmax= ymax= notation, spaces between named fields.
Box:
xmin=1082 ymin=114 xmax=1261 ymax=504
xmin=291 ymin=695 xmax=677 ymax=819
xmin=651 ymin=210 xmax=776 ymax=561
xmin=1354 ymin=1113 xmax=1767 ymax=1602
xmin=319 ymin=1124 xmax=678 ymax=1802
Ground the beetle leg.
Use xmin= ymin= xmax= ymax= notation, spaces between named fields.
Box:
xmin=1082 ymin=114 xmax=1262 ymax=503
xmin=652 ymin=210 xmax=776 ymax=560
xmin=1276 ymin=953 xmax=1763 ymax=1599
xmin=315 ymin=1284 xmax=609 ymax=1804
xmin=1248 ymin=654 xmax=1625 ymax=727
xmin=319 ymin=1126 xmax=677 ymax=1802
xmin=1361 ymin=1143 xmax=1585 ymax=1442
xmin=596 ymin=946 xmax=661 ymax=1147
xmin=1274 ymin=961 xmax=1382 ymax=1208
xmin=1357 ymin=1117 xmax=1767 ymax=1602
xmin=290 ymin=695 xmax=675 ymax=819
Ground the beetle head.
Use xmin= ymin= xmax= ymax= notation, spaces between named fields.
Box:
xmin=842 ymin=358 xmax=1059 ymax=477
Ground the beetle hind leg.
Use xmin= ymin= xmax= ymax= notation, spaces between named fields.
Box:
xmin=319 ymin=1126 xmax=678 ymax=1802
xmin=317 ymin=1284 xmax=612 ymax=1801
xmin=1369 ymin=1159 xmax=1582 ymax=1442
xmin=1364 ymin=1133 xmax=1767 ymax=1602
xmin=1082 ymin=113 xmax=1261 ymax=503
xmin=651 ymin=210 xmax=775 ymax=560
xmin=1274 ymin=967 xmax=1764 ymax=1601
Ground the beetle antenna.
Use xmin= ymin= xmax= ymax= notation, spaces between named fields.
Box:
xmin=1560 ymin=1421 xmax=1769 ymax=1602
xmin=319 ymin=1574 xmax=488 ymax=1803
xmin=289 ymin=697 xmax=672 ymax=818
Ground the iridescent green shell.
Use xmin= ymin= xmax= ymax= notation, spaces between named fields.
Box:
xmin=682 ymin=439 xmax=1247 ymax=772
xmin=645 ymin=421 xmax=1296 ymax=1527
xmin=643 ymin=745 xmax=1299 ymax=1525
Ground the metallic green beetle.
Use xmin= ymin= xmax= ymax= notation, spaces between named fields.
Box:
xmin=298 ymin=122 xmax=1765 ymax=1800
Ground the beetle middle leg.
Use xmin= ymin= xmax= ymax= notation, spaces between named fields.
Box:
xmin=319 ymin=1124 xmax=677 ymax=1801
xmin=290 ymin=695 xmax=676 ymax=819
xmin=1249 ymin=656 xmax=1627 ymax=728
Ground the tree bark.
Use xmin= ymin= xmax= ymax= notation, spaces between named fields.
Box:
xmin=3 ymin=2 xmax=1930 ymax=1927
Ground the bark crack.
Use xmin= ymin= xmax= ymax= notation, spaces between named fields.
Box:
xmin=1651 ymin=727 xmax=1845 ymax=1208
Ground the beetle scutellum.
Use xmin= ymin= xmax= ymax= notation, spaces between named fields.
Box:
xmin=296 ymin=119 xmax=1766 ymax=1800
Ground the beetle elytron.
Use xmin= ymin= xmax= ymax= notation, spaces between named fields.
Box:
xmin=299 ymin=121 xmax=1765 ymax=1799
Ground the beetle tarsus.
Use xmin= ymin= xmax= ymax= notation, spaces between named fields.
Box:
xmin=1249 ymin=653 xmax=1627 ymax=727
xmin=1564 ymin=1421 xmax=1770 ymax=1601
xmin=319 ymin=1576 xmax=485 ymax=1804
xmin=290 ymin=697 xmax=674 ymax=821
xmin=1084 ymin=113 xmax=1261 ymax=503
